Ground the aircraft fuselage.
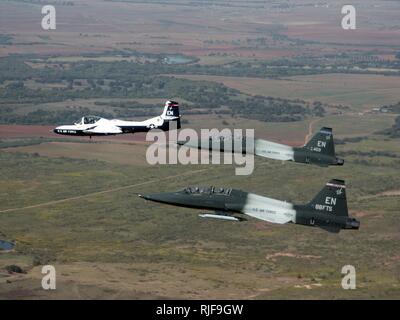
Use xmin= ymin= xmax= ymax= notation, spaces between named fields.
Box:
xmin=139 ymin=185 xmax=359 ymax=232
xmin=178 ymin=127 xmax=344 ymax=167
xmin=54 ymin=100 xmax=181 ymax=137
xmin=54 ymin=116 xmax=171 ymax=136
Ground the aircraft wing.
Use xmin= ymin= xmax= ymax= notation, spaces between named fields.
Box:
xmin=83 ymin=124 xmax=122 ymax=134
xmin=241 ymin=209 xmax=294 ymax=224
xmin=224 ymin=203 xmax=293 ymax=224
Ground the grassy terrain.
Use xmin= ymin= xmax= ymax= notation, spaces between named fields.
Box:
xmin=1 ymin=0 xmax=399 ymax=300
xmin=0 ymin=130 xmax=399 ymax=299
xmin=171 ymin=74 xmax=400 ymax=111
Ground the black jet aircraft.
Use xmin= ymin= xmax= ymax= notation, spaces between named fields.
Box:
xmin=178 ymin=127 xmax=344 ymax=167
xmin=54 ymin=100 xmax=181 ymax=137
xmin=139 ymin=179 xmax=359 ymax=233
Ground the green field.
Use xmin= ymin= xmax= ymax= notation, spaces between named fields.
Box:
xmin=0 ymin=131 xmax=399 ymax=299
xmin=1 ymin=0 xmax=400 ymax=300
xmin=171 ymin=74 xmax=400 ymax=111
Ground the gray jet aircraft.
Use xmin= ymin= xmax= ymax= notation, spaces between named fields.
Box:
xmin=178 ymin=127 xmax=344 ymax=167
xmin=139 ymin=179 xmax=359 ymax=233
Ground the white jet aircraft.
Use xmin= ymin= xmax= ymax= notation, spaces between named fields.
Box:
xmin=53 ymin=100 xmax=181 ymax=137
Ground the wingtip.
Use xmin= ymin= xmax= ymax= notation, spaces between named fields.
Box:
xmin=326 ymin=179 xmax=346 ymax=188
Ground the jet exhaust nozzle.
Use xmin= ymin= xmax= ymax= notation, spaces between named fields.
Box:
xmin=336 ymin=158 xmax=344 ymax=166
xmin=345 ymin=218 xmax=360 ymax=230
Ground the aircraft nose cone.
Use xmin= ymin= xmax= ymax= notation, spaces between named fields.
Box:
xmin=138 ymin=192 xmax=176 ymax=204
xmin=138 ymin=194 xmax=150 ymax=200
xmin=138 ymin=193 xmax=160 ymax=201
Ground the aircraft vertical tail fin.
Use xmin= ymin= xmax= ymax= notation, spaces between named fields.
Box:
xmin=307 ymin=179 xmax=348 ymax=217
xmin=303 ymin=127 xmax=335 ymax=157
xmin=161 ymin=100 xmax=181 ymax=129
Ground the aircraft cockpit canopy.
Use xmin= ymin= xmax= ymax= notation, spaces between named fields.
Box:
xmin=183 ymin=186 xmax=232 ymax=196
xmin=75 ymin=116 xmax=102 ymax=125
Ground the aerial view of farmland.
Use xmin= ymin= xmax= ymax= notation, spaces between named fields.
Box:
xmin=0 ymin=0 xmax=399 ymax=302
